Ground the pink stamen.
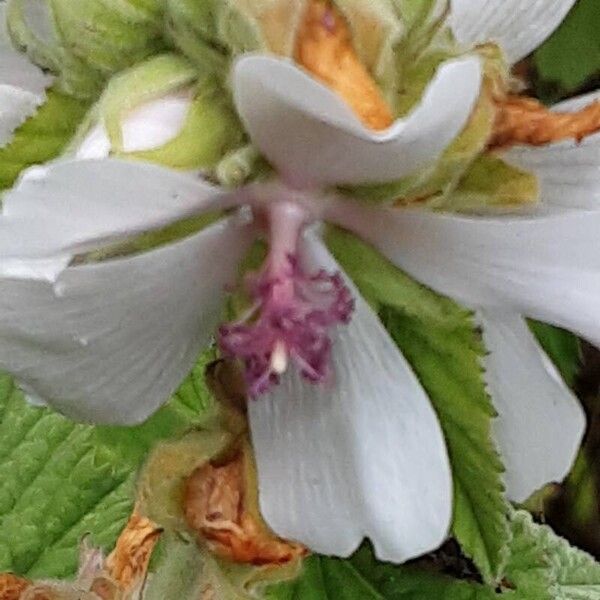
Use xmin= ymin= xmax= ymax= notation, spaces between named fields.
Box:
xmin=218 ymin=202 xmax=354 ymax=397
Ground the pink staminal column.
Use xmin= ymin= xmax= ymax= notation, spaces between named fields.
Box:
xmin=219 ymin=200 xmax=354 ymax=397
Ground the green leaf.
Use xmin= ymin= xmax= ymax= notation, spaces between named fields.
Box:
xmin=528 ymin=321 xmax=581 ymax=388
xmin=0 ymin=87 xmax=89 ymax=191
xmin=534 ymin=0 xmax=600 ymax=96
xmin=0 ymin=349 xmax=217 ymax=579
xmin=266 ymin=550 xmax=499 ymax=600
xmin=506 ymin=510 xmax=600 ymax=599
xmin=267 ymin=512 xmax=600 ymax=599
xmin=326 ymin=228 xmax=511 ymax=584
xmin=266 ymin=555 xmax=383 ymax=600
xmin=382 ymin=310 xmax=510 ymax=584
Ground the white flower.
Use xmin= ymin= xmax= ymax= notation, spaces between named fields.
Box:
xmin=0 ymin=0 xmax=596 ymax=563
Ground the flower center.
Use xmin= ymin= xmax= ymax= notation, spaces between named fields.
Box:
xmin=218 ymin=201 xmax=354 ymax=397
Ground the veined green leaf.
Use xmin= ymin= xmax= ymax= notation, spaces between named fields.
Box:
xmin=0 ymin=349 xmax=218 ymax=579
xmin=382 ymin=308 xmax=510 ymax=584
xmin=0 ymin=88 xmax=89 ymax=191
xmin=506 ymin=510 xmax=600 ymax=600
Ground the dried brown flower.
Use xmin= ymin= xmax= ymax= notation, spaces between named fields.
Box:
xmin=184 ymin=447 xmax=306 ymax=565
xmin=491 ymin=95 xmax=600 ymax=149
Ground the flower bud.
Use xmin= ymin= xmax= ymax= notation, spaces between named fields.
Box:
xmin=72 ymin=54 xmax=245 ymax=171
xmin=7 ymin=0 xmax=165 ymax=99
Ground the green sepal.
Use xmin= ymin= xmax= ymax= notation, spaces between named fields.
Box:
xmin=165 ymin=0 xmax=308 ymax=76
xmin=164 ymin=0 xmax=230 ymax=75
xmin=136 ymin=430 xmax=234 ymax=532
xmin=143 ymin=531 xmax=300 ymax=600
xmin=441 ymin=153 xmax=539 ymax=213
xmin=0 ymin=87 xmax=90 ymax=191
xmin=326 ymin=228 xmax=511 ymax=584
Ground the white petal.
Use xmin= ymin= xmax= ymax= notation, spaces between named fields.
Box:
xmin=480 ymin=311 xmax=585 ymax=503
xmin=248 ymin=233 xmax=452 ymax=562
xmin=449 ymin=0 xmax=576 ymax=64
xmin=0 ymin=2 xmax=53 ymax=147
xmin=0 ymin=216 xmax=255 ymax=425
xmin=233 ymin=54 xmax=482 ymax=187
xmin=0 ymin=158 xmax=238 ymax=279
xmin=76 ymin=91 xmax=193 ymax=159
xmin=328 ymin=201 xmax=600 ymax=347
xmin=504 ymin=90 xmax=600 ymax=209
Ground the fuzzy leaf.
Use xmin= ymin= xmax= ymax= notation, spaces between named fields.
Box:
xmin=0 ymin=87 xmax=89 ymax=190
xmin=327 ymin=228 xmax=511 ymax=584
xmin=0 ymin=349 xmax=217 ymax=579
xmin=506 ymin=510 xmax=600 ymax=599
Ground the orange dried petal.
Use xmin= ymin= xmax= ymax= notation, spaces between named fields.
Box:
xmin=491 ymin=95 xmax=600 ymax=149
xmin=105 ymin=512 xmax=161 ymax=591
xmin=295 ymin=0 xmax=393 ymax=130
xmin=0 ymin=574 xmax=30 ymax=600
xmin=184 ymin=451 xmax=306 ymax=566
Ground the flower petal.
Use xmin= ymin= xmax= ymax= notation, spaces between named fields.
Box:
xmin=233 ymin=54 xmax=481 ymax=187
xmin=504 ymin=90 xmax=600 ymax=209
xmin=0 ymin=158 xmax=237 ymax=280
xmin=248 ymin=232 xmax=452 ymax=562
xmin=328 ymin=201 xmax=600 ymax=347
xmin=449 ymin=0 xmax=577 ymax=64
xmin=0 ymin=216 xmax=255 ymax=425
xmin=76 ymin=90 xmax=194 ymax=159
xmin=0 ymin=2 xmax=53 ymax=147
xmin=480 ymin=311 xmax=585 ymax=503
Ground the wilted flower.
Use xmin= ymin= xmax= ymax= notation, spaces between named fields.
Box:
xmin=0 ymin=0 xmax=599 ymax=564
